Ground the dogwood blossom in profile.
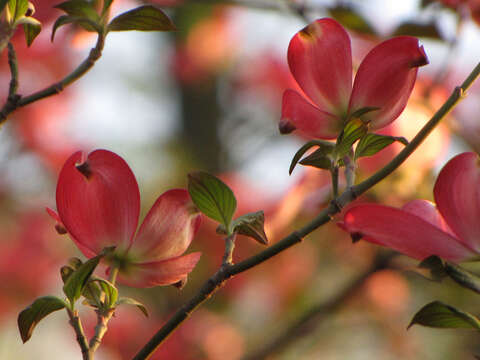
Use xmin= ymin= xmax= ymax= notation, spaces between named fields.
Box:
xmin=338 ymin=152 xmax=480 ymax=262
xmin=280 ymin=18 xmax=429 ymax=139
xmin=48 ymin=149 xmax=202 ymax=288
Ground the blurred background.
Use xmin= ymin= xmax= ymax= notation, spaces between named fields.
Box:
xmin=2 ymin=0 xmax=480 ymax=359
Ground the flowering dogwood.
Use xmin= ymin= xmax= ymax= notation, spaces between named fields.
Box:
xmin=49 ymin=149 xmax=202 ymax=288
xmin=280 ymin=18 xmax=429 ymax=139
xmin=338 ymin=152 xmax=480 ymax=262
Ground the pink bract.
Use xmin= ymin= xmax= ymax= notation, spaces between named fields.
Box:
xmin=280 ymin=18 xmax=429 ymax=139
xmin=338 ymin=152 xmax=480 ymax=262
xmin=51 ymin=149 xmax=202 ymax=288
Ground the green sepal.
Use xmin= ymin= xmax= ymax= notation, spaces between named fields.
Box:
xmin=21 ymin=16 xmax=41 ymax=46
xmin=63 ymin=254 xmax=102 ymax=305
xmin=354 ymin=133 xmax=408 ymax=160
xmin=115 ymin=297 xmax=149 ymax=317
xmin=335 ymin=118 xmax=368 ymax=159
xmin=415 ymin=255 xmax=447 ymax=282
xmin=91 ymin=278 xmax=118 ymax=309
xmin=188 ymin=171 xmax=237 ymax=231
xmin=60 ymin=265 xmax=75 ymax=283
xmin=408 ymin=301 xmax=480 ymax=331
xmin=51 ymin=14 xmax=102 ymax=41
xmin=217 ymin=210 xmax=268 ymax=245
xmin=7 ymin=0 xmax=29 ymax=24
xmin=18 ymin=296 xmax=67 ymax=343
xmin=54 ymin=0 xmax=100 ymax=22
xmin=289 ymin=140 xmax=335 ymax=175
xmin=81 ymin=278 xmax=102 ymax=308
xmin=107 ymin=5 xmax=176 ymax=32
xmin=327 ymin=5 xmax=376 ymax=35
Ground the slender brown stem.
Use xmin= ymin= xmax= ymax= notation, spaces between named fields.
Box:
xmin=0 ymin=32 xmax=106 ymax=125
xmin=89 ymin=308 xmax=115 ymax=357
xmin=88 ymin=266 xmax=119 ymax=357
xmin=241 ymin=252 xmax=396 ymax=360
xmin=0 ymin=24 xmax=14 ymax=55
xmin=0 ymin=42 xmax=21 ymax=119
xmin=330 ymin=166 xmax=339 ymax=198
xmin=222 ymin=233 xmax=237 ymax=265
xmin=67 ymin=308 xmax=90 ymax=360
xmin=132 ymin=64 xmax=480 ymax=360
xmin=7 ymin=42 xmax=18 ymax=99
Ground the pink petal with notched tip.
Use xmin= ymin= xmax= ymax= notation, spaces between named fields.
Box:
xmin=131 ymin=189 xmax=202 ymax=262
xmin=287 ymin=18 xmax=352 ymax=116
xmin=349 ymin=36 xmax=428 ymax=129
xmin=338 ymin=204 xmax=476 ymax=262
xmin=434 ymin=152 xmax=480 ymax=252
xmin=117 ymin=252 xmax=201 ymax=288
xmin=280 ymin=89 xmax=340 ymax=139
xmin=56 ymin=150 xmax=140 ymax=257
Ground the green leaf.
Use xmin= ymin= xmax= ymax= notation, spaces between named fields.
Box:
xmin=81 ymin=279 xmax=102 ymax=308
xmin=92 ymin=278 xmax=118 ymax=308
xmin=335 ymin=118 xmax=368 ymax=159
xmin=8 ymin=0 xmax=29 ymax=23
xmin=54 ymin=0 xmax=100 ymax=22
xmin=18 ymin=296 xmax=67 ymax=343
xmin=188 ymin=171 xmax=237 ymax=230
xmin=392 ymin=21 xmax=443 ymax=40
xmin=107 ymin=5 xmax=176 ymax=32
xmin=327 ymin=5 xmax=376 ymax=35
xmin=51 ymin=14 xmax=102 ymax=41
xmin=218 ymin=211 xmax=268 ymax=245
xmin=299 ymin=148 xmax=333 ymax=170
xmin=445 ymin=262 xmax=480 ymax=295
xmin=116 ymin=297 xmax=149 ymax=317
xmin=415 ymin=255 xmax=447 ymax=282
xmin=22 ymin=16 xmax=41 ymax=46
xmin=289 ymin=140 xmax=335 ymax=175
xmin=355 ymin=133 xmax=408 ymax=160
xmin=409 ymin=301 xmax=480 ymax=330
xmin=63 ymin=254 xmax=102 ymax=304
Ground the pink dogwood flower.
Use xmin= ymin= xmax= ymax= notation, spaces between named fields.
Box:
xmin=338 ymin=152 xmax=480 ymax=262
xmin=280 ymin=18 xmax=429 ymax=139
xmin=49 ymin=149 xmax=202 ymax=288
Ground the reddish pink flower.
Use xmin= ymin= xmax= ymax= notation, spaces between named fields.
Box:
xmin=50 ymin=149 xmax=202 ymax=288
xmin=338 ymin=152 xmax=480 ymax=262
xmin=280 ymin=18 xmax=429 ymax=139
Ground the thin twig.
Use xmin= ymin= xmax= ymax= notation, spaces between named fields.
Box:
xmin=89 ymin=308 xmax=115 ymax=356
xmin=330 ymin=166 xmax=339 ymax=198
xmin=222 ymin=233 xmax=237 ymax=265
xmin=0 ymin=42 xmax=21 ymax=120
xmin=0 ymin=32 xmax=106 ymax=125
xmin=0 ymin=24 xmax=14 ymax=55
xmin=67 ymin=308 xmax=90 ymax=360
xmin=7 ymin=42 xmax=18 ymax=99
xmin=132 ymin=63 xmax=480 ymax=360
xmin=241 ymin=252 xmax=396 ymax=360
xmin=88 ymin=265 xmax=119 ymax=356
